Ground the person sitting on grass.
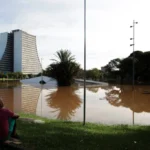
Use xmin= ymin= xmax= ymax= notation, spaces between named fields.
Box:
xmin=0 ymin=98 xmax=20 ymax=144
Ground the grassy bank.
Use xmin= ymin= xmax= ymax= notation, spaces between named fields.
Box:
xmin=17 ymin=114 xmax=150 ymax=150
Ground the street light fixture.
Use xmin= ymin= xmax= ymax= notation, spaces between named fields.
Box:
xmin=130 ymin=20 xmax=138 ymax=90
xmin=130 ymin=20 xmax=138 ymax=125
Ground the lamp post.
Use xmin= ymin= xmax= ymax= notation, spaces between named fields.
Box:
xmin=130 ymin=20 xmax=138 ymax=125
xmin=83 ymin=0 xmax=86 ymax=126
xmin=130 ymin=20 xmax=138 ymax=90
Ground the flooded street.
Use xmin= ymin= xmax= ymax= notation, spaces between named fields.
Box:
xmin=1 ymin=81 xmax=150 ymax=125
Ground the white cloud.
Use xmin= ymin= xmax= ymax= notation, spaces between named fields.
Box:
xmin=1 ymin=0 xmax=150 ymax=69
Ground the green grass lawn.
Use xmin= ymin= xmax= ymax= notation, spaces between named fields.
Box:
xmin=17 ymin=114 xmax=150 ymax=150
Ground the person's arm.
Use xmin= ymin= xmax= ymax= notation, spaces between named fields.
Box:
xmin=12 ymin=114 xmax=19 ymax=119
xmin=4 ymin=109 xmax=19 ymax=119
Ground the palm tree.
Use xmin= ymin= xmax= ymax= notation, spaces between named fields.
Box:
xmin=46 ymin=50 xmax=80 ymax=86
xmin=51 ymin=49 xmax=75 ymax=63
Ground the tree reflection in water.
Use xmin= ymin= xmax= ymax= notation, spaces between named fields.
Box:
xmin=105 ymin=85 xmax=150 ymax=113
xmin=87 ymin=87 xmax=99 ymax=93
xmin=46 ymin=86 xmax=82 ymax=120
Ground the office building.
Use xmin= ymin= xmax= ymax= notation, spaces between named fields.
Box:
xmin=0 ymin=29 xmax=42 ymax=74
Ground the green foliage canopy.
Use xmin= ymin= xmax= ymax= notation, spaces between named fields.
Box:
xmin=46 ymin=50 xmax=80 ymax=86
xmin=102 ymin=51 xmax=150 ymax=84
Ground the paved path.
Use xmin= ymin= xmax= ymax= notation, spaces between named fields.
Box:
xmin=74 ymin=79 xmax=108 ymax=86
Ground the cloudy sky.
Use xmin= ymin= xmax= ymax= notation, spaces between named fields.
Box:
xmin=0 ymin=0 xmax=150 ymax=69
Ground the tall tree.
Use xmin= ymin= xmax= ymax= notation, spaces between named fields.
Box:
xmin=51 ymin=49 xmax=75 ymax=62
xmin=46 ymin=50 xmax=80 ymax=86
xmin=102 ymin=50 xmax=150 ymax=84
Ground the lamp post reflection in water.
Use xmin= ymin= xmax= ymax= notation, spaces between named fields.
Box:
xmin=132 ymin=90 xmax=135 ymax=125
xmin=40 ymin=84 xmax=43 ymax=117
xmin=46 ymin=87 xmax=82 ymax=120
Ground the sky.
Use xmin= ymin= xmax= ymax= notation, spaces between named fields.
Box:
xmin=0 ymin=0 xmax=150 ymax=69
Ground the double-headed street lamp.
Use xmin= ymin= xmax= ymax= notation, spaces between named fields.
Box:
xmin=130 ymin=20 xmax=138 ymax=90
xmin=130 ymin=20 xmax=138 ymax=125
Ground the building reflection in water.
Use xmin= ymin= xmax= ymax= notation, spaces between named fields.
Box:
xmin=21 ymin=84 xmax=41 ymax=113
xmin=1 ymin=81 xmax=150 ymax=125
xmin=1 ymin=82 xmax=81 ymax=121
xmin=46 ymin=86 xmax=82 ymax=120
xmin=0 ymin=82 xmax=41 ymax=114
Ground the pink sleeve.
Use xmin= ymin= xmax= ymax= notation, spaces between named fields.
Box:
xmin=4 ymin=109 xmax=14 ymax=118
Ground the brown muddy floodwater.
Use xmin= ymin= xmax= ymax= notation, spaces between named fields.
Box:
xmin=1 ymin=81 xmax=150 ymax=125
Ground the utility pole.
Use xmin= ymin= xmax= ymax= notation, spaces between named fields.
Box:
xmin=130 ymin=20 xmax=138 ymax=125
xmin=130 ymin=20 xmax=138 ymax=90
xmin=83 ymin=0 xmax=86 ymax=126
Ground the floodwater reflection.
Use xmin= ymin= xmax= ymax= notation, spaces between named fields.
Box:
xmin=1 ymin=81 xmax=150 ymax=125
xmin=87 ymin=87 xmax=99 ymax=93
xmin=105 ymin=85 xmax=150 ymax=112
xmin=46 ymin=86 xmax=82 ymax=120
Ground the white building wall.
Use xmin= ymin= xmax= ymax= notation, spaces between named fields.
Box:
xmin=22 ymin=31 xmax=42 ymax=74
xmin=0 ymin=29 xmax=42 ymax=74
xmin=14 ymin=31 xmax=22 ymax=72
xmin=0 ymin=32 xmax=8 ymax=60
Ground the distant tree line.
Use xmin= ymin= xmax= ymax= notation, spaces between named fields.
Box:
xmin=0 ymin=72 xmax=39 ymax=79
xmin=102 ymin=51 xmax=150 ymax=84
xmin=0 ymin=72 xmax=26 ymax=79
xmin=76 ymin=68 xmax=102 ymax=81
xmin=44 ymin=49 xmax=150 ymax=86
xmin=44 ymin=49 xmax=103 ymax=86
xmin=2 ymin=50 xmax=148 ymax=86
